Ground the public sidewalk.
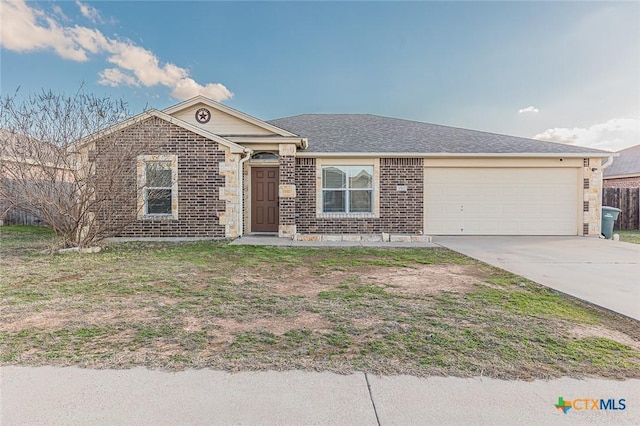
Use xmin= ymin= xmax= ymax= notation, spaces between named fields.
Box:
xmin=1 ymin=366 xmax=638 ymax=425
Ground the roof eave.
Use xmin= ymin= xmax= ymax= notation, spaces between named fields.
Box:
xmin=75 ymin=110 xmax=246 ymax=154
xmin=226 ymin=136 xmax=308 ymax=148
xmin=296 ymin=152 xmax=616 ymax=158
xmin=604 ymin=172 xmax=640 ymax=179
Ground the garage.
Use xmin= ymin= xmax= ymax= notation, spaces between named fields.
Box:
xmin=424 ymin=166 xmax=580 ymax=235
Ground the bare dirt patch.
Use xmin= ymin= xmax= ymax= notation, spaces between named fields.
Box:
xmin=210 ymin=312 xmax=332 ymax=343
xmin=259 ymin=264 xmax=489 ymax=296
xmin=569 ymin=324 xmax=640 ymax=352
xmin=237 ymin=267 xmax=339 ymax=296
xmin=369 ymin=264 xmax=488 ymax=295
xmin=2 ymin=303 xmax=157 ymax=332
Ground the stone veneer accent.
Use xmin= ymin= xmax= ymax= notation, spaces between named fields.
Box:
xmin=583 ymin=158 xmax=603 ymax=236
xmin=295 ymin=158 xmax=423 ymax=234
xmin=218 ymin=148 xmax=242 ymax=238
xmin=278 ymin=144 xmax=297 ymax=237
xmin=95 ymin=117 xmax=229 ymax=238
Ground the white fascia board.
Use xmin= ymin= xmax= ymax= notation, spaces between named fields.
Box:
xmin=162 ymin=96 xmax=298 ymax=137
xmin=604 ymin=173 xmax=640 ymax=179
xmin=295 ymin=152 xmax=617 ymax=158
xmin=226 ymin=136 xmax=306 ymax=147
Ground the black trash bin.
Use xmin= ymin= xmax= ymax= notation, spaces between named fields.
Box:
xmin=601 ymin=206 xmax=621 ymax=239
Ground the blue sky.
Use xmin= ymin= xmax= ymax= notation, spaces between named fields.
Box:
xmin=1 ymin=0 xmax=639 ymax=151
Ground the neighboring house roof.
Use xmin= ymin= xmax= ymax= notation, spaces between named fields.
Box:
xmin=603 ymin=144 xmax=640 ymax=178
xmin=0 ymin=129 xmax=64 ymax=168
xmin=268 ymin=114 xmax=611 ymax=157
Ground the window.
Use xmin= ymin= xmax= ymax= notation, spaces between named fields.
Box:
xmin=137 ymin=155 xmax=178 ymax=219
xmin=251 ymin=152 xmax=279 ymax=160
xmin=322 ymin=165 xmax=373 ymax=213
xmin=145 ymin=162 xmax=172 ymax=215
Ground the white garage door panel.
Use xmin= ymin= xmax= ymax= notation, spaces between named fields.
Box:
xmin=424 ymin=168 xmax=578 ymax=235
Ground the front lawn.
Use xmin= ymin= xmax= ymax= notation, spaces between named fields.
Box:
xmin=617 ymin=230 xmax=640 ymax=244
xmin=1 ymin=226 xmax=639 ymax=379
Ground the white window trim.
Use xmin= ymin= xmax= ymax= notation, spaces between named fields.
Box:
xmin=315 ymin=158 xmax=380 ymax=219
xmin=137 ymin=155 xmax=178 ymax=220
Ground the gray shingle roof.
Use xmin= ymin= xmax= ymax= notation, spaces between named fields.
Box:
xmin=604 ymin=144 xmax=640 ymax=177
xmin=267 ymin=114 xmax=610 ymax=155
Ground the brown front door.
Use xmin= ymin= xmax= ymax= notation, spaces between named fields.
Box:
xmin=251 ymin=167 xmax=279 ymax=232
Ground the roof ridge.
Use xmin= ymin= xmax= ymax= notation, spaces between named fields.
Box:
xmin=271 ymin=113 xmax=611 ymax=153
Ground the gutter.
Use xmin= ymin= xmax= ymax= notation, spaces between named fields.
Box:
xmin=295 ymin=152 xmax=615 ymax=159
xmin=601 ymin=156 xmax=614 ymax=170
xmin=237 ymin=148 xmax=253 ymax=237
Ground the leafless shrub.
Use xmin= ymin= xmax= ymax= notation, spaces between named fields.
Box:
xmin=0 ymin=87 xmax=155 ymax=248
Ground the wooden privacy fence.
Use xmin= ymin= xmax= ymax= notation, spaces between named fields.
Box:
xmin=1 ymin=207 xmax=45 ymax=226
xmin=602 ymin=187 xmax=640 ymax=230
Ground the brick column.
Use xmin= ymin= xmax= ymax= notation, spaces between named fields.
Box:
xmin=218 ymin=148 xmax=241 ymax=238
xmin=583 ymin=158 xmax=602 ymax=236
xmin=278 ymin=144 xmax=297 ymax=238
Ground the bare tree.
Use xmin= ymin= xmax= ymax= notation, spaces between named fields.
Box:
xmin=0 ymin=87 xmax=154 ymax=248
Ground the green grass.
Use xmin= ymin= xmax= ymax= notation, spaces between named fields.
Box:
xmin=467 ymin=285 xmax=599 ymax=323
xmin=617 ymin=230 xmax=640 ymax=244
xmin=0 ymin=225 xmax=54 ymax=251
xmin=1 ymin=226 xmax=639 ymax=379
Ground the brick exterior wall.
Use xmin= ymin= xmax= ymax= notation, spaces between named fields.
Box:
xmin=95 ymin=117 xmax=227 ymax=238
xmin=278 ymin=144 xmax=297 ymax=237
xmin=295 ymin=158 xmax=423 ymax=234
xmin=603 ymin=176 xmax=640 ymax=188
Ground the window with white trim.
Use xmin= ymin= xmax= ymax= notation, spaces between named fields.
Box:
xmin=145 ymin=162 xmax=173 ymax=214
xmin=137 ymin=155 xmax=178 ymax=219
xmin=322 ymin=165 xmax=374 ymax=213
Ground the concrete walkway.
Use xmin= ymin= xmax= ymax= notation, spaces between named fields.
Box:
xmin=1 ymin=366 xmax=637 ymax=425
xmin=435 ymin=236 xmax=640 ymax=321
xmin=230 ymin=235 xmax=439 ymax=248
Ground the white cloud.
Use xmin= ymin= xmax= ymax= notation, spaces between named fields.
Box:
xmin=170 ymin=79 xmax=233 ymax=101
xmin=105 ymin=41 xmax=188 ymax=87
xmin=98 ymin=68 xmax=138 ymax=87
xmin=534 ymin=117 xmax=640 ymax=151
xmin=0 ymin=0 xmax=88 ymax=61
xmin=518 ymin=106 xmax=539 ymax=114
xmin=51 ymin=5 xmax=69 ymax=22
xmin=76 ymin=1 xmax=102 ymax=23
xmin=0 ymin=0 xmax=233 ymax=102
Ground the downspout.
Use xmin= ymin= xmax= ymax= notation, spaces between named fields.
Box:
xmin=601 ymin=156 xmax=614 ymax=170
xmin=238 ymin=148 xmax=253 ymax=237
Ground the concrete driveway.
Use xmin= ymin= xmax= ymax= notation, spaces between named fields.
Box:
xmin=435 ymin=236 xmax=640 ymax=321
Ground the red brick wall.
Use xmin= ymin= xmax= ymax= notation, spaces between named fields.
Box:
xmin=603 ymin=176 xmax=640 ymax=188
xmin=294 ymin=158 xmax=423 ymax=234
xmin=279 ymin=154 xmax=296 ymax=227
xmin=95 ymin=117 xmax=226 ymax=238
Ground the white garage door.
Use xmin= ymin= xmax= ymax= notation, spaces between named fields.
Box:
xmin=424 ymin=168 xmax=579 ymax=235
